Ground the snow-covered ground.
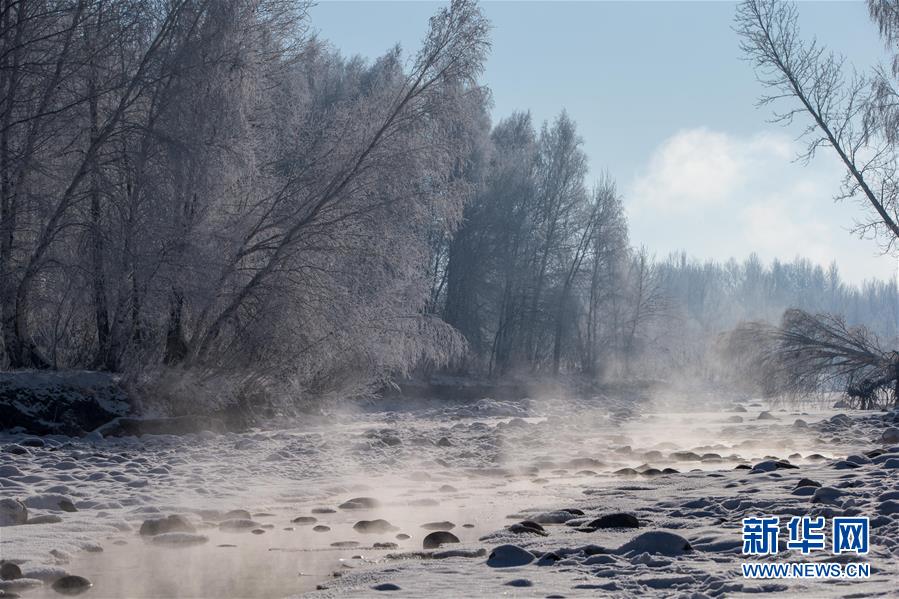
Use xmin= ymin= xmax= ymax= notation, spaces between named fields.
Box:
xmin=2 ymin=393 xmax=898 ymax=598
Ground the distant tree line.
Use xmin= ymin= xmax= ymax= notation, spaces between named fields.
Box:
xmin=646 ymin=254 xmax=898 ymax=382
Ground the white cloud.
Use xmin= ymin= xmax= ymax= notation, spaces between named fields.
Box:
xmin=625 ymin=128 xmax=897 ymax=285
xmin=630 ymin=128 xmax=745 ymax=213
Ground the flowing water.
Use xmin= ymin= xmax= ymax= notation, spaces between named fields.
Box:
xmin=5 ymin=397 xmax=862 ymax=598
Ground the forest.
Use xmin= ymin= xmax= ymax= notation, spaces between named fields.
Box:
xmin=0 ymin=0 xmax=897 ymax=409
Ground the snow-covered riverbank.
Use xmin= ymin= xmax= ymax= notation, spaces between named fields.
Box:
xmin=2 ymin=394 xmax=898 ymax=598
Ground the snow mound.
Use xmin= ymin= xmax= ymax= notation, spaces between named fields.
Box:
xmin=616 ymin=531 xmax=693 ymax=556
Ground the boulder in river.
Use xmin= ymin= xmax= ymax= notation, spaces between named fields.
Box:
xmin=531 ymin=510 xmax=578 ymax=524
xmin=508 ymin=521 xmax=547 ymax=536
xmin=1 ymin=562 xmax=22 ymax=580
xmin=353 ymin=519 xmax=397 ymax=534
xmin=218 ymin=519 xmax=260 ymax=532
xmin=585 ymin=513 xmax=640 ymax=530
xmin=0 ymin=499 xmax=27 ymax=527
xmin=486 ymin=544 xmax=535 ymax=567
xmin=616 ymin=531 xmax=693 ymax=556
xmin=422 ymin=531 xmax=460 ymax=549
xmin=51 ymin=575 xmax=93 ymax=595
xmin=139 ymin=515 xmax=195 ymax=536
xmin=420 ymin=521 xmax=455 ymax=531
xmin=291 ymin=516 xmax=317 ymax=525
xmin=811 ymin=487 xmax=844 ymax=505
xmin=882 ymin=427 xmax=899 ymax=444
xmin=339 ymin=497 xmax=379 ymax=510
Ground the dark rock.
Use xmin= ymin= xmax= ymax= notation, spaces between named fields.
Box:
xmin=218 ymin=519 xmax=260 ymax=531
xmin=505 ymin=579 xmax=533 ymax=587
xmin=372 ymin=583 xmax=401 ymax=591
xmin=670 ymin=451 xmax=701 ymax=461
xmin=353 ymin=519 xmax=396 ymax=534
xmin=52 ymin=575 xmax=93 ymax=595
xmin=139 ymin=515 xmax=195 ymax=536
xmin=420 ymin=521 xmax=454 ymax=530
xmin=512 ymin=520 xmax=545 ymax=532
xmin=291 ymin=516 xmax=317 ymax=525
xmin=0 ymin=499 xmax=27 ymax=526
xmin=617 ymin=531 xmax=692 ymax=556
xmin=330 ymin=541 xmax=359 ymax=548
xmin=881 ymin=427 xmax=899 ymax=444
xmin=395 ymin=533 xmax=410 ymax=540
xmin=614 ymin=468 xmax=638 ymax=475
xmin=833 ymin=460 xmax=860 ymax=470
xmin=585 ymin=513 xmax=639 ymax=530
xmin=313 ymin=525 xmax=330 ymax=533
xmin=339 ymin=497 xmax=379 ymax=510
xmin=373 ymin=542 xmax=398 ymax=549
xmin=811 ymin=487 xmax=843 ymax=505
xmin=422 ymin=531 xmax=460 ymax=549
xmin=486 ymin=544 xmax=535 ymax=567
xmin=536 ymin=552 xmax=561 ymax=565
xmin=796 ymin=478 xmax=821 ymax=488
xmin=0 ymin=562 xmax=22 ymax=580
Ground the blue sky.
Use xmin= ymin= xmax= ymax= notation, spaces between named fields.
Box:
xmin=309 ymin=1 xmax=896 ymax=284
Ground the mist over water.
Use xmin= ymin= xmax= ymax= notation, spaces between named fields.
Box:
xmin=8 ymin=392 xmax=861 ymax=599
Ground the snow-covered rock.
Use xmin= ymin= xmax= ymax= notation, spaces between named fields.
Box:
xmin=881 ymin=427 xmax=899 ymax=444
xmin=616 ymin=531 xmax=693 ymax=556
xmin=0 ymin=498 xmax=27 ymax=526
xmin=486 ymin=544 xmax=535 ymax=567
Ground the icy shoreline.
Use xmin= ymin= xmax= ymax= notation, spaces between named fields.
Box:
xmin=1 ymin=396 xmax=898 ymax=598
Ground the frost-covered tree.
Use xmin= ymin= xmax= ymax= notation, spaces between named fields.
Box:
xmin=0 ymin=0 xmax=492 ymax=401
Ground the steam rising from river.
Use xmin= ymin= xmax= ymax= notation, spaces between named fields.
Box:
xmin=11 ymin=389 xmax=844 ymax=599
